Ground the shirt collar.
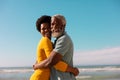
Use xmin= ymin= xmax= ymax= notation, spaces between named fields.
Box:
xmin=56 ymin=31 xmax=66 ymax=39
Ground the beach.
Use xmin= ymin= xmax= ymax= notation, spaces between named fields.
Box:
xmin=0 ymin=65 xmax=120 ymax=80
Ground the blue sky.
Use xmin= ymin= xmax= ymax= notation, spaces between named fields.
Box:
xmin=0 ymin=0 xmax=120 ymax=67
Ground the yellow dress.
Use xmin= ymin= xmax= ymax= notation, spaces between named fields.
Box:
xmin=30 ymin=37 xmax=68 ymax=80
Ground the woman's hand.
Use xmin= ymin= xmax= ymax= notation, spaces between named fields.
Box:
xmin=72 ymin=67 xmax=80 ymax=76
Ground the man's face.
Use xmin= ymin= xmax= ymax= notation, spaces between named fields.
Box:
xmin=51 ymin=17 xmax=63 ymax=38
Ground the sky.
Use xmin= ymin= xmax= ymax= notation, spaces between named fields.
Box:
xmin=0 ymin=0 xmax=120 ymax=67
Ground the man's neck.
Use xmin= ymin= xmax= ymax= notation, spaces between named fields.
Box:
xmin=56 ymin=31 xmax=65 ymax=39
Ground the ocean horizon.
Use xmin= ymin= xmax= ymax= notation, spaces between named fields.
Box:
xmin=0 ymin=64 xmax=120 ymax=80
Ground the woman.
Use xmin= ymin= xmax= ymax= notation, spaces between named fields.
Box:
xmin=30 ymin=15 xmax=78 ymax=80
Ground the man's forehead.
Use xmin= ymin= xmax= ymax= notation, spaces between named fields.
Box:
xmin=51 ymin=17 xmax=62 ymax=24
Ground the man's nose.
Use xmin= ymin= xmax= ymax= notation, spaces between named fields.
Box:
xmin=51 ymin=28 xmax=54 ymax=31
xmin=51 ymin=25 xmax=55 ymax=30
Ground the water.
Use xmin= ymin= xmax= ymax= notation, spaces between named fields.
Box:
xmin=0 ymin=67 xmax=33 ymax=80
xmin=76 ymin=65 xmax=120 ymax=80
xmin=0 ymin=65 xmax=120 ymax=80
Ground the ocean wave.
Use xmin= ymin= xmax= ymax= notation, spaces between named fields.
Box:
xmin=1 ymin=66 xmax=120 ymax=73
xmin=76 ymin=76 xmax=92 ymax=79
xmin=0 ymin=69 xmax=33 ymax=73
xmin=79 ymin=67 xmax=120 ymax=72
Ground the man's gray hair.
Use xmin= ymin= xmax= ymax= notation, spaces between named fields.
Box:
xmin=52 ymin=14 xmax=66 ymax=27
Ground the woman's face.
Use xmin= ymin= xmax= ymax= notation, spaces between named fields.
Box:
xmin=40 ymin=23 xmax=51 ymax=38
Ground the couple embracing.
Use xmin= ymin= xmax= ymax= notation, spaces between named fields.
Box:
xmin=30 ymin=14 xmax=79 ymax=80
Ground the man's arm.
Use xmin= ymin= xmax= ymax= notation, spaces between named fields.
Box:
xmin=33 ymin=51 xmax=62 ymax=69
xmin=33 ymin=51 xmax=79 ymax=76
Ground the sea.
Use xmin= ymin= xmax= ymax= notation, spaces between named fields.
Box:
xmin=0 ymin=65 xmax=120 ymax=80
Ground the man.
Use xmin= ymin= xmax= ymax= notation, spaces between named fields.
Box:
xmin=34 ymin=14 xmax=79 ymax=80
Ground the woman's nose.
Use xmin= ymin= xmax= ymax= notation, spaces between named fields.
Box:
xmin=44 ymin=28 xmax=49 ymax=32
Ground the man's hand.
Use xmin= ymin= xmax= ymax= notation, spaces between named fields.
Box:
xmin=32 ymin=61 xmax=38 ymax=70
xmin=33 ymin=62 xmax=40 ymax=70
xmin=33 ymin=64 xmax=38 ymax=70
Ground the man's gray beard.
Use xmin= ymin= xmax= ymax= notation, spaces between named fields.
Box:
xmin=52 ymin=32 xmax=63 ymax=38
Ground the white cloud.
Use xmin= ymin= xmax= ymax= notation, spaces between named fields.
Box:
xmin=73 ymin=47 xmax=120 ymax=65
